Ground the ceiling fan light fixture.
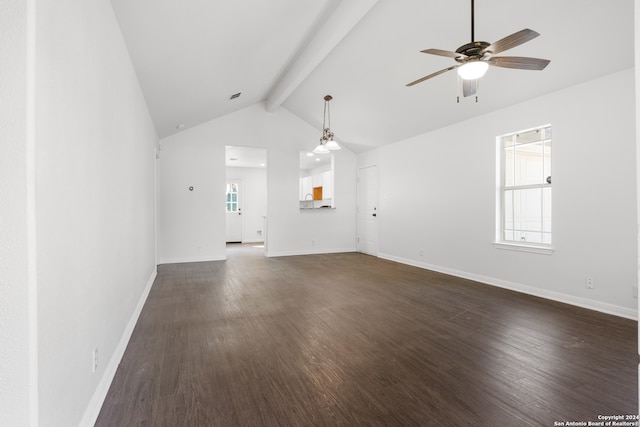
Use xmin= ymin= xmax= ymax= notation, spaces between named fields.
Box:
xmin=406 ymin=0 xmax=549 ymax=96
xmin=457 ymin=61 xmax=489 ymax=80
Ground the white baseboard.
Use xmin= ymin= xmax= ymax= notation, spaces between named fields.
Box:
xmin=79 ymin=267 xmax=157 ymax=427
xmin=266 ymin=247 xmax=356 ymax=258
xmin=158 ymin=255 xmax=226 ymax=264
xmin=378 ymin=253 xmax=637 ymax=321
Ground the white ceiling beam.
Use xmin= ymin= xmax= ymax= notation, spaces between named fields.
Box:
xmin=266 ymin=0 xmax=378 ymax=112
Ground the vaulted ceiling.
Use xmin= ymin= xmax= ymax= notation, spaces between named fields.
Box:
xmin=110 ymin=0 xmax=634 ymax=152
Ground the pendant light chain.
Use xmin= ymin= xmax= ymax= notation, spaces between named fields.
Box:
xmin=313 ymin=95 xmax=341 ymax=153
xmin=326 ymin=99 xmax=330 ymax=131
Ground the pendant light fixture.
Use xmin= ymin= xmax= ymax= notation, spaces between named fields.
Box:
xmin=313 ymin=95 xmax=341 ymax=154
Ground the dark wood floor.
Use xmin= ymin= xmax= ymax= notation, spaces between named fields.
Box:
xmin=96 ymin=245 xmax=638 ymax=426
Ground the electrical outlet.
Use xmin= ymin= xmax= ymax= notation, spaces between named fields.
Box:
xmin=92 ymin=348 xmax=99 ymax=373
xmin=633 ymin=286 xmax=638 ymax=299
xmin=419 ymin=249 xmax=424 ymax=257
xmin=585 ymin=276 xmax=594 ymax=289
xmin=311 ymin=240 xmax=315 ymax=246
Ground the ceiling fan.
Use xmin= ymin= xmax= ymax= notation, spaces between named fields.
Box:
xmin=406 ymin=0 xmax=550 ymax=97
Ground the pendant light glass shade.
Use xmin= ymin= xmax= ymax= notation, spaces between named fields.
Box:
xmin=325 ymin=139 xmax=341 ymax=151
xmin=313 ymin=143 xmax=330 ymax=154
xmin=457 ymin=61 xmax=489 ymax=80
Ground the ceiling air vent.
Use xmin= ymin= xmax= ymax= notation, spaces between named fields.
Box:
xmin=229 ymin=92 xmax=241 ymax=100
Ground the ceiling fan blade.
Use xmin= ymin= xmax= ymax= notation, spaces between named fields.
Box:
xmin=462 ymin=78 xmax=477 ymax=97
xmin=406 ymin=65 xmax=459 ymax=87
xmin=421 ymin=48 xmax=468 ymax=60
xmin=482 ymin=28 xmax=540 ymax=55
xmin=489 ymin=56 xmax=550 ymax=70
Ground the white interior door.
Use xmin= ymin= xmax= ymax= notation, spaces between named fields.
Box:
xmin=225 ymin=179 xmax=242 ymax=242
xmin=357 ymin=165 xmax=378 ymax=256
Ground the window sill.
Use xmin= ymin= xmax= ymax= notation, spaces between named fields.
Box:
xmin=493 ymin=242 xmax=554 ymax=255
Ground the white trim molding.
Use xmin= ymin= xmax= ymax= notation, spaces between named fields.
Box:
xmin=266 ymin=248 xmax=356 ymax=258
xmin=493 ymin=242 xmax=554 ymax=255
xmin=80 ymin=268 xmax=157 ymax=427
xmin=379 ymin=252 xmax=637 ymax=321
xmin=158 ymin=255 xmax=227 ymax=265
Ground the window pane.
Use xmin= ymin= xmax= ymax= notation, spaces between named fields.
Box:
xmin=503 ymin=135 xmax=515 ymax=148
xmin=514 ymin=188 xmax=542 ymax=232
xmin=543 ymin=139 xmax=551 ymax=183
xmin=515 ymin=128 xmax=543 ymax=145
xmin=514 ymin=142 xmax=544 ymax=186
xmin=512 ymin=190 xmax=523 ymax=233
xmin=542 ymin=187 xmax=552 ymax=233
xmin=226 ymin=182 xmax=240 ymax=213
xmin=520 ymin=231 xmax=544 ymax=244
xmin=504 ymin=190 xmax=513 ymax=232
xmin=503 ymin=188 xmax=546 ymax=243
xmin=502 ymin=188 xmax=552 ymax=244
xmin=504 ymin=147 xmax=514 ymax=186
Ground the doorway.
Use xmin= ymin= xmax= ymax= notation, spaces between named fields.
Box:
xmin=225 ymin=146 xmax=267 ymax=253
xmin=357 ymin=165 xmax=378 ymax=256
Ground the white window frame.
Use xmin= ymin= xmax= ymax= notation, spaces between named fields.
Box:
xmin=494 ymin=124 xmax=554 ymax=255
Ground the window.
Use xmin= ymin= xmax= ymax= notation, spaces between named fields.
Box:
xmin=498 ymin=125 xmax=552 ymax=248
xmin=226 ymin=182 xmax=239 ymax=212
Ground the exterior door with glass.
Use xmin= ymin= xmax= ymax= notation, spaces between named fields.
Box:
xmin=226 ymin=180 xmax=242 ymax=242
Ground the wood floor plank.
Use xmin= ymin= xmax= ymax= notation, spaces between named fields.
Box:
xmin=95 ymin=246 xmax=638 ymax=426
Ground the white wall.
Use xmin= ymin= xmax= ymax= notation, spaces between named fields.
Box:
xmin=158 ymin=103 xmax=357 ymax=262
xmin=636 ymin=0 xmax=640 ymax=352
xmin=226 ymin=166 xmax=267 ymax=243
xmin=35 ymin=1 xmax=158 ymax=426
xmin=158 ymin=133 xmax=223 ymax=263
xmin=0 ymin=1 xmax=37 ymax=425
xmin=360 ymin=68 xmax=637 ymax=319
xmin=300 ymin=164 xmax=331 ymax=178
